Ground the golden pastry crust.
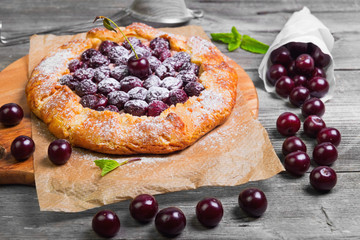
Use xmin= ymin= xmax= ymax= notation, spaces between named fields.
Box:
xmin=26 ymin=23 xmax=238 ymax=155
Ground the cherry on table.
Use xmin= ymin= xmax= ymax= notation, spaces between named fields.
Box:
xmin=155 ymin=207 xmax=186 ymax=237
xmin=302 ymin=98 xmax=325 ymax=117
xmin=238 ymin=188 xmax=267 ymax=217
xmin=293 ymin=75 xmax=307 ymax=87
xmin=284 ymin=151 xmax=310 ymax=176
xmin=10 ymin=135 xmax=35 ymax=161
xmin=317 ymin=127 xmax=341 ymax=147
xmin=129 ymin=194 xmax=158 ymax=223
xmin=303 ymin=115 xmax=326 ymax=138
xmin=196 ymin=197 xmax=224 ymax=228
xmin=0 ymin=103 xmax=24 ymax=126
xmin=276 ymin=112 xmax=301 ymax=136
xmin=310 ymin=166 xmax=337 ymax=192
xmin=313 ymin=142 xmax=338 ymax=166
xmin=48 ymin=139 xmax=72 ymax=165
xmin=92 ymin=210 xmax=120 ymax=238
xmin=282 ymin=136 xmax=307 ymax=156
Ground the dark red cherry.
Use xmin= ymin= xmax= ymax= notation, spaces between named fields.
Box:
xmin=129 ymin=194 xmax=158 ymax=223
xmin=99 ymin=40 xmax=118 ymax=56
xmin=282 ymin=136 xmax=307 ymax=156
xmin=276 ymin=112 xmax=301 ymax=136
xmin=127 ymin=56 xmax=151 ymax=79
xmin=303 ymin=115 xmax=326 ymax=138
xmin=196 ymin=198 xmax=223 ymax=228
xmin=48 ymin=139 xmax=72 ymax=165
xmin=310 ymin=166 xmax=337 ymax=191
xmin=266 ymin=64 xmax=287 ymax=86
xmin=287 ymin=60 xmax=297 ymax=77
xmin=155 ymin=207 xmax=186 ymax=237
xmin=184 ymin=82 xmax=205 ymax=97
xmin=124 ymin=100 xmax=148 ymax=116
xmin=10 ymin=135 xmax=35 ymax=161
xmin=286 ymin=42 xmax=308 ymax=58
xmin=293 ymin=75 xmax=307 ymax=87
xmin=317 ymin=127 xmax=341 ymax=147
xmin=0 ymin=103 xmax=24 ymax=126
xmin=307 ymin=77 xmax=329 ymax=98
xmin=311 ymin=67 xmax=326 ymax=78
xmin=295 ymin=54 xmax=314 ymax=76
xmin=147 ymin=100 xmax=169 ymax=117
xmin=166 ymin=89 xmax=189 ymax=106
xmin=284 ymin=151 xmax=310 ymax=176
xmin=289 ymin=86 xmax=310 ymax=107
xmin=313 ymin=142 xmax=338 ymax=166
xmin=238 ymin=188 xmax=267 ymax=217
xmin=92 ymin=210 xmax=120 ymax=238
xmin=310 ymin=45 xmax=331 ymax=68
xmin=275 ymin=76 xmax=295 ymax=98
xmin=270 ymin=46 xmax=292 ymax=66
xmin=301 ymin=98 xmax=325 ymax=117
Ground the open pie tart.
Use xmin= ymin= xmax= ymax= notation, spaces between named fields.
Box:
xmin=26 ymin=23 xmax=238 ymax=155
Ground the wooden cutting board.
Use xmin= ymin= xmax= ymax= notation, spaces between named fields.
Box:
xmin=0 ymin=56 xmax=259 ymax=185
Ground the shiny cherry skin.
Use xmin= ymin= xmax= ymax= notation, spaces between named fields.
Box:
xmin=310 ymin=45 xmax=331 ymax=68
xmin=289 ymin=86 xmax=310 ymax=107
xmin=275 ymin=76 xmax=295 ymax=98
xmin=284 ymin=151 xmax=311 ymax=176
xmin=317 ymin=127 xmax=341 ymax=147
xmin=127 ymin=56 xmax=151 ymax=79
xmin=311 ymin=67 xmax=326 ymax=78
xmin=0 ymin=103 xmax=24 ymax=126
xmin=310 ymin=166 xmax=337 ymax=191
xmin=295 ymin=54 xmax=314 ymax=76
xmin=196 ymin=197 xmax=223 ymax=228
xmin=10 ymin=135 xmax=35 ymax=161
xmin=313 ymin=142 xmax=338 ymax=166
xmin=303 ymin=115 xmax=326 ymax=138
xmin=129 ymin=194 xmax=158 ymax=223
xmin=155 ymin=207 xmax=186 ymax=237
xmin=287 ymin=60 xmax=297 ymax=77
xmin=92 ymin=210 xmax=120 ymax=238
xmin=301 ymin=98 xmax=325 ymax=117
xmin=48 ymin=139 xmax=72 ymax=165
xmin=266 ymin=64 xmax=287 ymax=86
xmin=238 ymin=188 xmax=267 ymax=217
xmin=282 ymin=136 xmax=307 ymax=156
xmin=307 ymin=77 xmax=329 ymax=98
xmin=293 ymin=75 xmax=307 ymax=87
xmin=276 ymin=112 xmax=301 ymax=136
xmin=270 ymin=46 xmax=292 ymax=66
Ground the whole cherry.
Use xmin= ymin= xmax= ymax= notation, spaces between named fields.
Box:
xmin=238 ymin=188 xmax=267 ymax=217
xmin=310 ymin=166 xmax=337 ymax=191
xmin=276 ymin=112 xmax=301 ymax=136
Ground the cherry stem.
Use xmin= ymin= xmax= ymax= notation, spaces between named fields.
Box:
xmin=119 ymin=157 xmax=142 ymax=167
xmin=94 ymin=16 xmax=139 ymax=59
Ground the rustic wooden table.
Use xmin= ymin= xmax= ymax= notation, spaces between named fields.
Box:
xmin=0 ymin=0 xmax=359 ymax=239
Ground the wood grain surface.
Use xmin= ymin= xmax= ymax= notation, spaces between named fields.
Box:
xmin=0 ymin=0 xmax=359 ymax=239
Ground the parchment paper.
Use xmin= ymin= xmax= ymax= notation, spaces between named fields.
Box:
xmin=29 ymin=25 xmax=284 ymax=212
xmin=258 ymin=7 xmax=335 ymax=102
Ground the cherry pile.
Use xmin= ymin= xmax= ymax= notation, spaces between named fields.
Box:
xmin=276 ymin=104 xmax=340 ymax=191
xmin=92 ymin=188 xmax=267 ymax=237
xmin=60 ymin=37 xmax=204 ymax=117
xmin=266 ymin=42 xmax=331 ymax=104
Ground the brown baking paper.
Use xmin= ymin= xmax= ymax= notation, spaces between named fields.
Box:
xmin=29 ymin=26 xmax=284 ymax=212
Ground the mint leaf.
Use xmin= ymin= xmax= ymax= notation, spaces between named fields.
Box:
xmin=103 ymin=18 xmax=117 ymax=32
xmin=94 ymin=158 xmax=142 ymax=176
xmin=240 ymin=35 xmax=269 ymax=54
xmin=210 ymin=33 xmax=234 ymax=44
xmin=94 ymin=159 xmax=120 ymax=176
xmin=211 ymin=27 xmax=269 ymax=54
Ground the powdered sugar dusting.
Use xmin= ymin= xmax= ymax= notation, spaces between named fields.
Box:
xmin=35 ymin=49 xmax=74 ymax=76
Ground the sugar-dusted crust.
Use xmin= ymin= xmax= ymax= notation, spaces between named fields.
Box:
xmin=26 ymin=23 xmax=238 ymax=155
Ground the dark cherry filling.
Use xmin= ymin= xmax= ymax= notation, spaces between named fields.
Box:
xmin=60 ymin=37 xmax=205 ymax=117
